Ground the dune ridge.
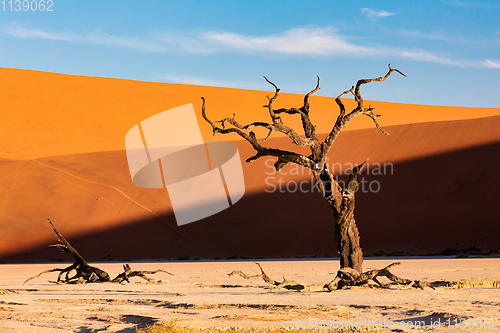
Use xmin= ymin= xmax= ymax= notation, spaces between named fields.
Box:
xmin=1 ymin=66 xmax=500 ymax=160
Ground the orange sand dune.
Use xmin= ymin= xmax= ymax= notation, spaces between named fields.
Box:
xmin=1 ymin=67 xmax=500 ymax=160
xmin=1 ymin=116 xmax=499 ymax=262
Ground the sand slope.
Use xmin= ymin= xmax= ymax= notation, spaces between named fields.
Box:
xmin=1 ymin=115 xmax=499 ymax=262
xmin=1 ymin=66 xmax=500 ymax=160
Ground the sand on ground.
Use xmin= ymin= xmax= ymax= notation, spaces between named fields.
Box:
xmin=1 ymin=259 xmax=500 ymax=332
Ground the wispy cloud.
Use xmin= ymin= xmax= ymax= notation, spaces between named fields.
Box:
xmin=202 ymin=28 xmax=498 ymax=69
xmin=158 ymin=74 xmax=237 ymax=87
xmin=4 ymin=24 xmax=499 ymax=70
xmin=4 ymin=25 xmax=166 ymax=52
xmin=484 ymin=60 xmax=500 ymax=69
xmin=3 ymin=25 xmax=374 ymax=56
xmin=398 ymin=49 xmax=500 ymax=68
xmin=443 ymin=1 xmax=500 ymax=9
xmin=399 ymin=29 xmax=463 ymax=43
xmin=157 ymin=74 xmax=264 ymax=90
xmin=4 ymin=26 xmax=73 ymax=41
xmin=202 ymin=28 xmax=371 ymax=56
xmin=399 ymin=28 xmax=500 ymax=48
xmin=83 ymin=32 xmax=166 ymax=52
xmin=398 ymin=49 xmax=462 ymax=65
xmin=361 ymin=8 xmax=396 ymax=18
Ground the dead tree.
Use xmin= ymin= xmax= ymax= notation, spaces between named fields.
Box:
xmin=24 ymin=215 xmax=111 ymax=285
xmin=203 ymin=65 xmax=421 ymax=290
xmin=229 ymin=262 xmax=433 ymax=291
xmin=111 ymin=264 xmax=174 ymax=284
xmin=24 ymin=216 xmax=174 ymax=285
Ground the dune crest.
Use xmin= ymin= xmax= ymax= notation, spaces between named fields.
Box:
xmin=1 ymin=66 xmax=499 ymax=160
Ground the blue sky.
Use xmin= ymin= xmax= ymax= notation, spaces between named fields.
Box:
xmin=1 ymin=0 xmax=499 ymax=107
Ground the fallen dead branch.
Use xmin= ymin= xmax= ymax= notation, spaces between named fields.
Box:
xmin=229 ymin=262 xmax=434 ymax=292
xmin=24 ymin=215 xmax=174 ymax=285
xmin=111 ymin=264 xmax=174 ymax=284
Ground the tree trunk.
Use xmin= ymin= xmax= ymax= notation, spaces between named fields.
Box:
xmin=322 ymin=163 xmax=365 ymax=274
xmin=333 ymin=198 xmax=363 ymax=274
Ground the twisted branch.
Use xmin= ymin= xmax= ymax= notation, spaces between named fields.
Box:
xmin=48 ymin=214 xmax=87 ymax=266
xmin=229 ymin=262 xmax=432 ymax=293
xmin=111 ymin=264 xmax=175 ymax=284
xmin=202 ymin=65 xmax=405 ymax=196
xmin=323 ymin=64 xmax=406 ymax=158
xmin=202 ymin=97 xmax=315 ymax=170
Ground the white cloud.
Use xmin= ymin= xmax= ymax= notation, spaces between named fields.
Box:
xmin=361 ymin=8 xmax=396 ymax=18
xmin=398 ymin=29 xmax=500 ymax=47
xmin=398 ymin=49 xmax=461 ymax=65
xmin=443 ymin=1 xmax=500 ymax=9
xmin=157 ymin=74 xmax=264 ymax=90
xmin=202 ymin=27 xmax=372 ymax=56
xmin=155 ymin=31 xmax=215 ymax=54
xmin=398 ymin=49 xmax=500 ymax=69
xmin=84 ymin=32 xmax=166 ymax=52
xmin=4 ymin=25 xmax=166 ymax=52
xmin=158 ymin=74 xmax=236 ymax=87
xmin=3 ymin=25 xmax=376 ymax=56
xmin=484 ymin=60 xmax=500 ymax=69
xmin=3 ymin=24 xmax=499 ymax=70
xmin=399 ymin=29 xmax=460 ymax=43
xmin=4 ymin=26 xmax=73 ymax=41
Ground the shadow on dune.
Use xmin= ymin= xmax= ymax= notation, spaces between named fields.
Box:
xmin=1 ymin=141 xmax=499 ymax=263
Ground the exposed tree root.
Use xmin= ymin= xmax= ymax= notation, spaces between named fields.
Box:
xmin=228 ymin=262 xmax=434 ymax=292
xmin=111 ymin=264 xmax=175 ymax=284
xmin=24 ymin=216 xmax=174 ymax=285
xmin=23 ymin=215 xmax=111 ymax=285
xmin=326 ymin=262 xmax=434 ymax=291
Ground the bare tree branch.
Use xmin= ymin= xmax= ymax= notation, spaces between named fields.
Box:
xmin=23 ymin=266 xmax=78 ymax=285
xmin=353 ymin=64 xmax=406 ymax=109
xmin=334 ymin=86 xmax=354 ymax=126
xmin=303 ymin=75 xmax=320 ymax=111
xmin=300 ymin=75 xmax=320 ymax=141
xmin=323 ymin=64 xmax=406 ymax=158
xmin=201 ymin=97 xmax=316 ymax=169
xmin=229 ymin=262 xmax=432 ymax=292
xmin=111 ymin=264 xmax=175 ymax=284
xmin=261 ymin=77 xmax=319 ymax=146
xmin=365 ymin=106 xmax=390 ymax=135
xmin=48 ymin=214 xmax=88 ymax=266
xmin=263 ymin=76 xmax=280 ymax=121
xmin=347 ymin=161 xmax=366 ymax=192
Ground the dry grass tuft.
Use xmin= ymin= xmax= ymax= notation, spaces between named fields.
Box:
xmin=136 ymin=319 xmax=199 ymax=333
xmin=0 ymin=289 xmax=16 ymax=295
xmin=135 ymin=320 xmax=402 ymax=333
xmin=448 ymin=280 xmax=500 ymax=289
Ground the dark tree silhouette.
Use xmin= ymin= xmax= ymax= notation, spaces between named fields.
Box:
xmin=24 ymin=216 xmax=174 ymax=285
xmin=202 ymin=65 xmax=430 ymax=290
